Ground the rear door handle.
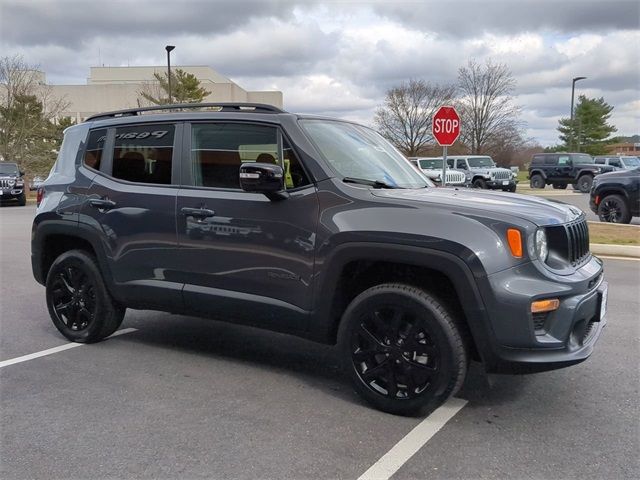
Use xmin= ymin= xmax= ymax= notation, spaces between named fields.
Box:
xmin=180 ymin=207 xmax=216 ymax=218
xmin=89 ymin=198 xmax=116 ymax=210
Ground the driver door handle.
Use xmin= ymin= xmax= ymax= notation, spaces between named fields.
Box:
xmin=180 ymin=207 xmax=216 ymax=218
xmin=89 ymin=198 xmax=117 ymax=210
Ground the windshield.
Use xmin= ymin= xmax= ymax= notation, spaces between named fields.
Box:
xmin=419 ymin=159 xmax=443 ymax=169
xmin=0 ymin=163 xmax=19 ymax=175
xmin=299 ymin=120 xmax=429 ymax=188
xmin=622 ymin=156 xmax=640 ymax=167
xmin=467 ymin=157 xmax=495 ymax=168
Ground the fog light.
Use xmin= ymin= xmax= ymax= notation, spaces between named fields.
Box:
xmin=531 ymin=298 xmax=560 ymax=313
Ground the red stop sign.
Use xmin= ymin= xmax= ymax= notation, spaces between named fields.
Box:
xmin=432 ymin=106 xmax=460 ymax=146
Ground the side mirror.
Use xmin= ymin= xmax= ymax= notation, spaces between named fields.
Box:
xmin=20 ymin=171 xmax=25 ymax=177
xmin=239 ymin=162 xmax=288 ymax=200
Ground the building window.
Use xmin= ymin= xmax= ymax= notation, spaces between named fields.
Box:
xmin=112 ymin=124 xmax=174 ymax=184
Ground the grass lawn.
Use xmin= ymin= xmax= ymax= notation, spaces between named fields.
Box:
xmin=589 ymin=222 xmax=640 ymax=246
xmin=517 ymin=170 xmax=528 ymax=183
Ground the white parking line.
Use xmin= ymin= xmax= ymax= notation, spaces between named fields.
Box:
xmin=358 ymin=397 xmax=468 ymax=480
xmin=0 ymin=328 xmax=138 ymax=369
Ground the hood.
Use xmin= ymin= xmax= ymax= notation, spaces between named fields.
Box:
xmin=371 ymin=187 xmax=582 ymax=226
xmin=595 ymin=168 xmax=640 ymax=181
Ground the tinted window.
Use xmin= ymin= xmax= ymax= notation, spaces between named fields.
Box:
xmin=112 ymin=124 xmax=174 ymax=184
xmin=191 ymin=123 xmax=278 ymax=189
xmin=83 ymin=129 xmax=107 ymax=170
xmin=594 ymin=158 xmax=606 ymax=164
xmin=447 ymin=158 xmax=455 ymax=168
xmin=609 ymin=159 xmax=622 ymax=167
xmin=572 ymin=154 xmax=594 ymax=164
xmin=531 ymin=155 xmax=543 ymax=165
xmin=419 ymin=159 xmax=443 ymax=169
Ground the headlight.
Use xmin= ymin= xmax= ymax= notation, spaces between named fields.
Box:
xmin=535 ymin=228 xmax=548 ymax=262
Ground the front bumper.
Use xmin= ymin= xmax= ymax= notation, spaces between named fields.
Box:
xmin=476 ymin=256 xmax=607 ymax=373
xmin=486 ymin=179 xmax=517 ymax=190
xmin=0 ymin=188 xmax=24 ymax=199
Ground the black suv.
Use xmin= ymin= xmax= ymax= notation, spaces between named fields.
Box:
xmin=32 ymin=104 xmax=608 ymax=415
xmin=590 ymin=168 xmax=640 ymax=223
xmin=529 ymin=152 xmax=614 ymax=193
xmin=0 ymin=162 xmax=26 ymax=206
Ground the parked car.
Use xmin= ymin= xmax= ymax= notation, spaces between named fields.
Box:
xmin=32 ymin=103 xmax=607 ymax=416
xmin=407 ymin=157 xmax=469 ymax=186
xmin=0 ymin=162 xmax=26 ymax=206
xmin=528 ymin=152 xmax=614 ymax=193
xmin=589 ymin=168 xmax=640 ymax=223
xmin=594 ymin=155 xmax=640 ymax=171
xmin=444 ymin=155 xmax=517 ymax=191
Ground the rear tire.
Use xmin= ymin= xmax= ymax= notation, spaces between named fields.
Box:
xmin=577 ymin=175 xmax=593 ymax=193
xmin=338 ymin=284 xmax=468 ymax=416
xmin=597 ymin=194 xmax=631 ymax=224
xmin=529 ymin=174 xmax=544 ymax=189
xmin=46 ymin=250 xmax=125 ymax=343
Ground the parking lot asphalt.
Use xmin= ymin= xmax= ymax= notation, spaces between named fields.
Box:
xmin=1 ymin=204 xmax=639 ymax=480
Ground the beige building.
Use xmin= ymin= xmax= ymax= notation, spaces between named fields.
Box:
xmin=48 ymin=66 xmax=283 ymax=122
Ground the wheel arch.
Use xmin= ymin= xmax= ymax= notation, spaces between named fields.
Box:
xmin=309 ymin=242 xmax=494 ymax=363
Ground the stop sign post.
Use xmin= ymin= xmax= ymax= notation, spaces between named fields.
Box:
xmin=432 ymin=106 xmax=461 ymax=186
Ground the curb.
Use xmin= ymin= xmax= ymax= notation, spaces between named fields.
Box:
xmin=590 ymin=243 xmax=640 ymax=258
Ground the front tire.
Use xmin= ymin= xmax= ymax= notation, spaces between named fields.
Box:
xmin=529 ymin=174 xmax=545 ymax=189
xmin=46 ymin=250 xmax=125 ymax=343
xmin=598 ymin=194 xmax=631 ymax=224
xmin=338 ymin=284 xmax=467 ymax=416
xmin=577 ymin=175 xmax=593 ymax=193
xmin=18 ymin=193 xmax=26 ymax=206
xmin=472 ymin=178 xmax=487 ymax=189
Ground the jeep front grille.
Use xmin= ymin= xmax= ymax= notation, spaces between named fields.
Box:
xmin=0 ymin=179 xmax=15 ymax=188
xmin=546 ymin=216 xmax=590 ymax=266
xmin=493 ymin=170 xmax=511 ymax=180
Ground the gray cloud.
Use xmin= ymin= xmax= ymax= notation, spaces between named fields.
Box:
xmin=0 ymin=0 xmax=298 ymax=47
xmin=374 ymin=0 xmax=640 ymax=37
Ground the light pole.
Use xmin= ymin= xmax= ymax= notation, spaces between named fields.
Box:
xmin=570 ymin=76 xmax=586 ymax=151
xmin=165 ymin=45 xmax=175 ymax=104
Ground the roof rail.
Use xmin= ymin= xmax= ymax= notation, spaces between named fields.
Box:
xmin=85 ymin=102 xmax=285 ymax=122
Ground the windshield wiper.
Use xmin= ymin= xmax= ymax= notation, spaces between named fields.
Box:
xmin=343 ymin=177 xmax=398 ymax=189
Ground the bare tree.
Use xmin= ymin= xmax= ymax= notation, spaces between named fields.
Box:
xmin=0 ymin=55 xmax=69 ymax=174
xmin=456 ymin=59 xmax=523 ymax=154
xmin=374 ymin=79 xmax=456 ymax=156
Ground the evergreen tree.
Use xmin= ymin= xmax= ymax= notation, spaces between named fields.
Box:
xmin=139 ymin=68 xmax=211 ymax=105
xmin=557 ymin=95 xmax=617 ymax=155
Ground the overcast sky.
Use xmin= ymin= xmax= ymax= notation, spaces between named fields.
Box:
xmin=1 ymin=0 xmax=638 ymax=145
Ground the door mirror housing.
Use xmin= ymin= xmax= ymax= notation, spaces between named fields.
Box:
xmin=239 ymin=162 xmax=288 ymax=200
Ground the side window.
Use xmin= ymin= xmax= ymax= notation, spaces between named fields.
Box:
xmin=191 ymin=123 xmax=284 ymax=189
xmin=112 ymin=124 xmax=174 ymax=184
xmin=282 ymin=136 xmax=310 ymax=188
xmin=544 ymin=155 xmax=557 ymax=165
xmin=446 ymin=158 xmax=454 ymax=168
xmin=609 ymin=159 xmax=621 ymax=167
xmin=557 ymin=155 xmax=570 ymax=166
xmin=594 ymin=158 xmax=605 ymax=164
xmin=83 ymin=129 xmax=107 ymax=170
xmin=531 ymin=155 xmax=543 ymax=165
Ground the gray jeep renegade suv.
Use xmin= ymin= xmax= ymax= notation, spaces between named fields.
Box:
xmin=32 ymin=103 xmax=608 ymax=415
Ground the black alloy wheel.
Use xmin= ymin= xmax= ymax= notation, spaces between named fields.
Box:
xmin=472 ymin=178 xmax=487 ymax=189
xmin=50 ymin=265 xmax=96 ymax=332
xmin=46 ymin=250 xmax=125 ymax=343
xmin=338 ymin=284 xmax=467 ymax=416
xmin=351 ymin=306 xmax=440 ymax=400
xmin=598 ymin=194 xmax=631 ymax=224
